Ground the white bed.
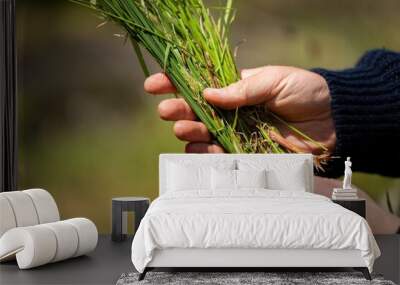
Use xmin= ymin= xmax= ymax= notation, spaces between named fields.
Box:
xmin=131 ymin=154 xmax=380 ymax=280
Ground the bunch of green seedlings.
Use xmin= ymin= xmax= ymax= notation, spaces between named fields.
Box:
xmin=72 ymin=0 xmax=329 ymax=168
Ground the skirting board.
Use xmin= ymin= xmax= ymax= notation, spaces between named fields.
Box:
xmin=148 ymin=248 xmax=366 ymax=268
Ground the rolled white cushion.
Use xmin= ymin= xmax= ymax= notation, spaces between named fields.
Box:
xmin=23 ymin=189 xmax=60 ymax=223
xmin=64 ymin=218 xmax=98 ymax=257
xmin=0 ymin=192 xmax=39 ymax=227
xmin=0 ymin=218 xmax=98 ymax=269
xmin=0 ymin=226 xmax=57 ymax=269
xmin=42 ymin=221 xmax=79 ymax=262
xmin=0 ymin=195 xmax=17 ymax=237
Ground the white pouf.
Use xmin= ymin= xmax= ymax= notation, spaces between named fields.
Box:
xmin=42 ymin=221 xmax=79 ymax=262
xmin=0 ymin=218 xmax=98 ymax=269
xmin=0 ymin=196 xmax=17 ymax=237
xmin=0 ymin=189 xmax=98 ymax=269
xmin=1 ymin=191 xmax=39 ymax=227
xmin=23 ymin=189 xmax=60 ymax=224
xmin=0 ymin=225 xmax=57 ymax=269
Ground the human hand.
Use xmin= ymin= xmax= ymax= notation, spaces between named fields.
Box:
xmin=144 ymin=66 xmax=336 ymax=153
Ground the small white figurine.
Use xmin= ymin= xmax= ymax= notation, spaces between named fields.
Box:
xmin=342 ymin=157 xmax=352 ymax=190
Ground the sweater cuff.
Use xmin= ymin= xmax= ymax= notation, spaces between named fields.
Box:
xmin=312 ymin=49 xmax=400 ymax=178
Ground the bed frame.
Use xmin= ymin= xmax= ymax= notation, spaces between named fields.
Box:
xmin=139 ymin=154 xmax=372 ymax=281
xmin=140 ymin=248 xmax=371 ymax=280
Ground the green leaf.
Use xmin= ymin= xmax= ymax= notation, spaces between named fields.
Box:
xmin=130 ymin=37 xmax=150 ymax=77
xmin=163 ymin=43 xmax=172 ymax=71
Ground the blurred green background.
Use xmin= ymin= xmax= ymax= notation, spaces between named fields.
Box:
xmin=17 ymin=0 xmax=400 ymax=233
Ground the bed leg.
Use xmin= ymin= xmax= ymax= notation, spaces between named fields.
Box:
xmin=354 ymin=267 xmax=371 ymax=280
xmin=138 ymin=268 xmax=148 ymax=281
xmin=362 ymin=268 xmax=372 ymax=281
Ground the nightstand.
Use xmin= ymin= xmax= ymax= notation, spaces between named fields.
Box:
xmin=332 ymin=199 xmax=366 ymax=218
xmin=112 ymin=197 xmax=150 ymax=242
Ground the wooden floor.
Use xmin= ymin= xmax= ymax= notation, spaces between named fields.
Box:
xmin=0 ymin=235 xmax=398 ymax=285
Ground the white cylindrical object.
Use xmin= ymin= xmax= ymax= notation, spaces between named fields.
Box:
xmin=0 ymin=226 xmax=57 ymax=269
xmin=0 ymin=195 xmax=17 ymax=237
xmin=23 ymin=189 xmax=60 ymax=224
xmin=64 ymin=218 xmax=98 ymax=257
xmin=1 ymin=192 xmax=39 ymax=227
xmin=43 ymin=221 xmax=79 ymax=262
xmin=0 ymin=219 xmax=98 ymax=269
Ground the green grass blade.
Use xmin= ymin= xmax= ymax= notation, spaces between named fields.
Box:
xmin=130 ymin=37 xmax=150 ymax=77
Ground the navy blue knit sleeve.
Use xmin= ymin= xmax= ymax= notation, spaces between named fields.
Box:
xmin=313 ymin=49 xmax=400 ymax=178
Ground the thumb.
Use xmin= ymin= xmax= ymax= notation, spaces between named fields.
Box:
xmin=203 ymin=70 xmax=273 ymax=110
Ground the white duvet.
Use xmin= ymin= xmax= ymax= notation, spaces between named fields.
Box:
xmin=131 ymin=190 xmax=380 ymax=273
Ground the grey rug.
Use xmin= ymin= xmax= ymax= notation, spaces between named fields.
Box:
xmin=117 ymin=272 xmax=396 ymax=285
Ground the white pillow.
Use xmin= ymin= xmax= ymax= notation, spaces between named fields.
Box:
xmin=238 ymin=159 xmax=308 ymax=191
xmin=266 ymin=161 xmax=307 ymax=191
xmin=236 ymin=169 xmax=267 ymax=189
xmin=211 ymin=168 xmax=236 ymax=190
xmin=167 ymin=162 xmax=211 ymax=191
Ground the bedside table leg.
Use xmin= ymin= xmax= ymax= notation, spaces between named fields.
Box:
xmin=112 ymin=202 xmax=123 ymax=242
